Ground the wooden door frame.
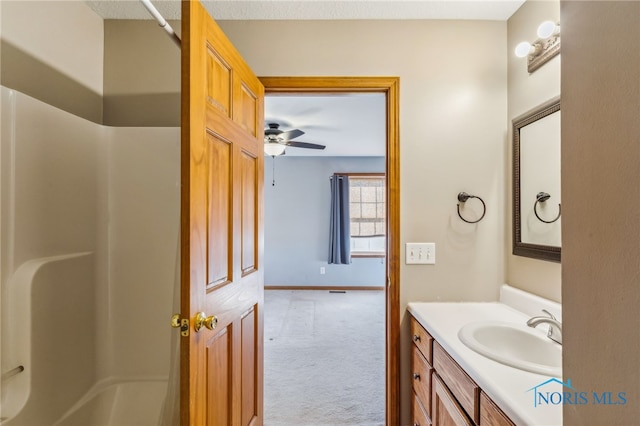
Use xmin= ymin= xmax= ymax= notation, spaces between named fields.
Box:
xmin=259 ymin=76 xmax=400 ymax=426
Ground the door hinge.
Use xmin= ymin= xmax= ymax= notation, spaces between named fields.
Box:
xmin=171 ymin=314 xmax=190 ymax=337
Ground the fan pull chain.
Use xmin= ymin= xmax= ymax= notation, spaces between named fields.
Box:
xmin=272 ymin=155 xmax=276 ymax=186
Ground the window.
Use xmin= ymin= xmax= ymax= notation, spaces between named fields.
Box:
xmin=348 ymin=174 xmax=386 ymax=257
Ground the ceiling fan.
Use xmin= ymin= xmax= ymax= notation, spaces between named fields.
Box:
xmin=263 ymin=123 xmax=326 ymax=156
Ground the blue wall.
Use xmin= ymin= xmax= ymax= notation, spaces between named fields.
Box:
xmin=264 ymin=156 xmax=385 ymax=287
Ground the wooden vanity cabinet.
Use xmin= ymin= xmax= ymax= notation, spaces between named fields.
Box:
xmin=410 ymin=314 xmax=514 ymax=426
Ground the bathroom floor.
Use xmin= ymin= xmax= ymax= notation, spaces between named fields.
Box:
xmin=263 ymin=289 xmax=385 ymax=426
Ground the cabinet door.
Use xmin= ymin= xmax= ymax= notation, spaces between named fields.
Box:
xmin=480 ymin=392 xmax=514 ymax=426
xmin=431 ymin=373 xmax=473 ymax=426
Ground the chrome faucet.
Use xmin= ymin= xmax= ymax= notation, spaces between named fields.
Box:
xmin=527 ymin=309 xmax=562 ymax=345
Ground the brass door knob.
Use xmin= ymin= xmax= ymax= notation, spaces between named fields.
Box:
xmin=170 ymin=314 xmax=181 ymax=328
xmin=171 ymin=314 xmax=189 ymax=336
xmin=204 ymin=315 xmax=218 ymax=330
xmin=194 ymin=312 xmax=218 ymax=332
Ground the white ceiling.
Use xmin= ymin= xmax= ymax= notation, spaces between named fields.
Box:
xmin=86 ymin=0 xmax=525 ymax=157
xmin=85 ymin=1 xmax=525 ymax=21
xmin=265 ymin=93 xmax=386 ymax=157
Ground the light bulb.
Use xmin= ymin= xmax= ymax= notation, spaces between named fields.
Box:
xmin=264 ymin=143 xmax=286 ymax=156
xmin=515 ymin=41 xmax=532 ymax=58
xmin=537 ymin=21 xmax=558 ymax=39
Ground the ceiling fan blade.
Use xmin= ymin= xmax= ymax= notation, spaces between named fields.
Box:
xmin=278 ymin=129 xmax=304 ymax=141
xmin=285 ymin=141 xmax=326 ymax=150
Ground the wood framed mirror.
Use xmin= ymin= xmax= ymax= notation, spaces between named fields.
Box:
xmin=513 ymin=97 xmax=561 ymax=262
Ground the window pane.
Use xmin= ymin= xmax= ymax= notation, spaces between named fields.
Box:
xmin=350 ymin=203 xmax=361 ymax=218
xmin=361 ymin=186 xmax=376 ymax=202
xmin=348 ymin=176 xmax=386 ymax=238
xmin=360 ymin=222 xmax=375 ymax=236
xmin=350 ymin=186 xmax=361 ymax=202
xmin=362 ymin=203 xmax=376 ymax=218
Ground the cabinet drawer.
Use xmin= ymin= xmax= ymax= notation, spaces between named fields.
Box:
xmin=412 ymin=390 xmax=432 ymax=426
xmin=411 ymin=316 xmax=433 ymax=363
xmin=433 ymin=342 xmax=480 ymax=425
xmin=480 ymin=392 xmax=514 ymax=426
xmin=412 ymin=345 xmax=433 ymax=417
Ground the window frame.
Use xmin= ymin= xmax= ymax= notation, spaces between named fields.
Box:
xmin=341 ymin=172 xmax=386 ymax=258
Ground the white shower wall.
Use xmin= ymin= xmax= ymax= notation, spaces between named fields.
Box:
xmin=0 ymin=87 xmax=179 ymax=424
xmin=100 ymin=126 xmax=180 ymax=380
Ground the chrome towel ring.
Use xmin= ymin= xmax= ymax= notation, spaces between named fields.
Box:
xmin=534 ymin=192 xmax=561 ymax=223
xmin=457 ymin=192 xmax=486 ymax=224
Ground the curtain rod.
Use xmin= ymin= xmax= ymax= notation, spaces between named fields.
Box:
xmin=140 ymin=0 xmax=181 ymax=48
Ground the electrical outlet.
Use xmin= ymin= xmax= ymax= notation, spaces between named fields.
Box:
xmin=320 ymin=267 xmax=326 ymax=275
xmin=406 ymin=243 xmax=436 ymax=265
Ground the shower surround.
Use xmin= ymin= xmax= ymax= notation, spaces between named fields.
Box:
xmin=0 ymin=87 xmax=179 ymax=425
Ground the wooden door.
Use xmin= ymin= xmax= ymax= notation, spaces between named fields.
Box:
xmin=180 ymin=1 xmax=264 ymax=425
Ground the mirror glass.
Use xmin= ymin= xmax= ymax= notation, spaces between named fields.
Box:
xmin=513 ymin=97 xmax=561 ymax=262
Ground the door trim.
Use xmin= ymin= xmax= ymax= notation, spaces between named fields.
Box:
xmin=259 ymin=76 xmax=400 ymax=426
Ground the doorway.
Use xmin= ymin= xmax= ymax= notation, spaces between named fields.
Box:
xmin=260 ymin=76 xmax=400 ymax=425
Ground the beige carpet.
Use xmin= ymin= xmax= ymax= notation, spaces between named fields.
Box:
xmin=264 ymin=290 xmax=385 ymax=426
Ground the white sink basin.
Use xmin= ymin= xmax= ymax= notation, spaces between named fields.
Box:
xmin=458 ymin=321 xmax=562 ymax=377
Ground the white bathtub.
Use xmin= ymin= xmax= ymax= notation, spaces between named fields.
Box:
xmin=0 ymin=252 xmax=172 ymax=426
xmin=1 ymin=253 xmax=96 ymax=425
xmin=53 ymin=379 xmax=168 ymax=426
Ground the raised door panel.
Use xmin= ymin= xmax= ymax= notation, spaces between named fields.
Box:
xmin=241 ymin=307 xmax=258 ymax=425
xmin=207 ymin=133 xmax=232 ymax=288
xmin=236 ymin=82 xmax=258 ymax=137
xmin=206 ymin=327 xmax=232 ymax=426
xmin=432 ymin=374 xmax=473 ymax=426
xmin=205 ymin=45 xmax=232 ymax=117
xmin=240 ymin=152 xmax=257 ymax=275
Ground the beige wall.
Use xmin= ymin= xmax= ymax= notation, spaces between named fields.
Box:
xmin=561 ymin=1 xmax=640 ymax=424
xmin=103 ymin=20 xmax=181 ymax=126
xmin=0 ymin=1 xmax=103 ymax=122
xmin=506 ymin=1 xmax=562 ymax=302
xmin=217 ymin=19 xmax=507 ymax=424
xmin=219 ymin=18 xmax=507 ymax=299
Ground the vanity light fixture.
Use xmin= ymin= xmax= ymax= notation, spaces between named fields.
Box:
xmin=515 ymin=21 xmax=561 ymax=73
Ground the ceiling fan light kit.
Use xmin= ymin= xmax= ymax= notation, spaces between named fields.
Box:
xmin=263 ymin=122 xmax=326 ymax=156
xmin=264 ymin=143 xmax=286 ymax=156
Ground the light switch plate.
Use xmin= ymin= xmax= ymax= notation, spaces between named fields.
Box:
xmin=406 ymin=242 xmax=436 ymax=265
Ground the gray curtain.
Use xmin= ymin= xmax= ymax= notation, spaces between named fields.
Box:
xmin=328 ymin=175 xmax=351 ymax=264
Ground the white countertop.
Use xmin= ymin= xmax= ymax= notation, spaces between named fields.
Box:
xmin=408 ymin=301 xmax=563 ymax=426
